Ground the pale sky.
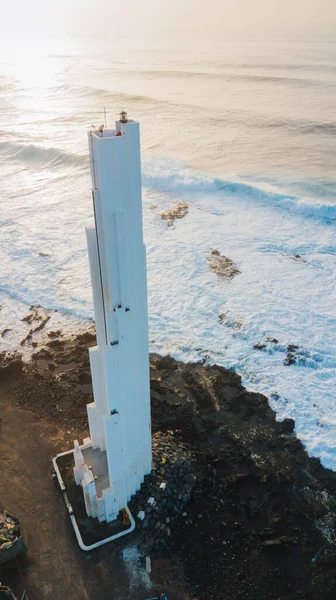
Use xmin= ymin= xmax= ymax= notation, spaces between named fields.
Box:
xmin=1 ymin=0 xmax=336 ymax=38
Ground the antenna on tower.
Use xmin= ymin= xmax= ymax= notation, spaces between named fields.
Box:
xmin=104 ymin=106 xmax=107 ymax=129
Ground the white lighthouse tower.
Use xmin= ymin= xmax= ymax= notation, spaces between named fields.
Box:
xmin=72 ymin=113 xmax=152 ymax=524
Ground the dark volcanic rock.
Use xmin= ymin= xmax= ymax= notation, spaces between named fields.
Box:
xmin=1 ymin=335 xmax=336 ymax=599
xmin=1 ymin=329 xmax=12 ymax=338
xmin=254 ymin=342 xmax=267 ymax=351
xmin=0 ymin=352 xmax=23 ymax=380
xmin=278 ymin=417 xmax=295 ymax=433
xmin=284 ymin=344 xmax=310 ymax=366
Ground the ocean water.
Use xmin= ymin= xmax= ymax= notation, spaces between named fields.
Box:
xmin=0 ymin=35 xmax=335 ymax=468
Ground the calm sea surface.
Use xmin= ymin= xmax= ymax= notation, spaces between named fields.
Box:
xmin=1 ymin=35 xmax=336 ymax=198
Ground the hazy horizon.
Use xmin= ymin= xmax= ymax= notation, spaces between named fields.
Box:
xmin=1 ymin=0 xmax=336 ymax=40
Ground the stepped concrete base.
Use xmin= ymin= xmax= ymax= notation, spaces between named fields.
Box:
xmin=53 ymin=449 xmax=135 ymax=551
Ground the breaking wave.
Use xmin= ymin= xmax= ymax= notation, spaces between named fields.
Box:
xmin=262 ymin=119 xmax=336 ymax=137
xmin=57 ymin=83 xmax=336 ymax=140
xmin=142 ymin=165 xmax=336 ymax=222
xmin=224 ymin=73 xmax=336 ymax=88
xmin=217 ymin=62 xmax=336 ymax=73
xmin=2 ymin=133 xmax=335 ymax=222
xmin=0 ymin=141 xmax=87 ymax=169
xmin=57 ymin=83 xmax=163 ymax=107
xmin=101 ymin=68 xmax=336 ymax=91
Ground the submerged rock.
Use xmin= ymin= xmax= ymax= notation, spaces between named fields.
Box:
xmin=160 ymin=201 xmax=189 ymax=226
xmin=253 ymin=342 xmax=267 ymax=351
xmin=284 ymin=344 xmax=308 ymax=366
xmin=207 ymin=249 xmax=240 ymax=279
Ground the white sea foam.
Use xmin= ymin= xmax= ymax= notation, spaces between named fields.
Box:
xmin=0 ymin=140 xmax=87 ymax=169
xmin=142 ymin=157 xmax=336 ymax=222
xmin=1 ymin=154 xmax=335 ymax=470
xmin=0 ymin=35 xmax=336 ymax=472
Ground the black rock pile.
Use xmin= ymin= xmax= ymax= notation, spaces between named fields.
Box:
xmin=284 ymin=344 xmax=307 ymax=366
xmin=129 ymin=431 xmax=197 ymax=555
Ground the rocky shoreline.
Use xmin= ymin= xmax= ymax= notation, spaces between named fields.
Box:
xmin=1 ymin=311 xmax=336 ymax=599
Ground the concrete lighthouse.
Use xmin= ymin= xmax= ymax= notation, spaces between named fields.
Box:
xmin=71 ymin=113 xmax=152 ymax=525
